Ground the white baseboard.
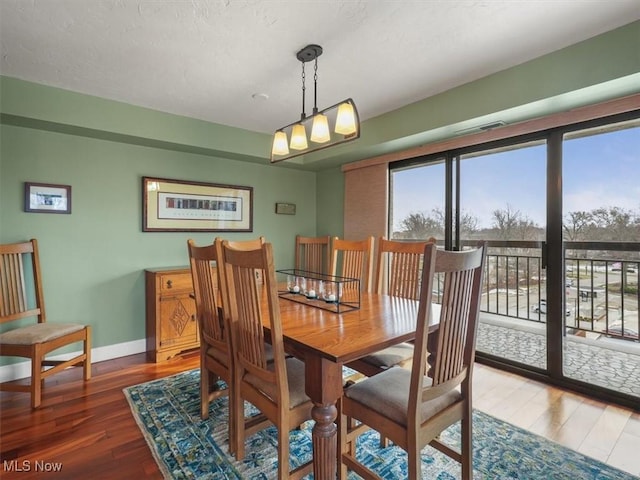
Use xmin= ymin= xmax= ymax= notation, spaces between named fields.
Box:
xmin=0 ymin=339 xmax=147 ymax=383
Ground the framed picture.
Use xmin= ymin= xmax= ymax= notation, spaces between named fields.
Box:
xmin=24 ymin=182 xmax=71 ymax=214
xmin=142 ymin=176 xmax=253 ymax=232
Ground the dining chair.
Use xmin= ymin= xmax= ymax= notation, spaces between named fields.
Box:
xmin=0 ymin=239 xmax=91 ymax=408
xmin=220 ymin=240 xmax=313 ymax=479
xmin=295 ymin=235 xmax=331 ymax=274
xmin=347 ymin=237 xmax=435 ymax=378
xmin=330 ymin=236 xmax=375 ymax=293
xmin=339 ymin=242 xmax=486 ymax=480
xmin=188 ymin=238 xmax=271 ymax=454
xmin=187 ymin=239 xmax=231 ymax=421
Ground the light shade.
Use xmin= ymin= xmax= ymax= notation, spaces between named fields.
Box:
xmin=335 ymin=101 xmax=357 ymax=135
xmin=270 ymin=98 xmax=360 ymax=163
xmin=310 ymin=114 xmax=330 ymax=143
xmin=289 ymin=124 xmax=308 ymax=150
xmin=271 ymin=130 xmax=289 ymax=156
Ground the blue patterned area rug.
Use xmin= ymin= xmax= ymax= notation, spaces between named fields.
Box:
xmin=124 ymin=369 xmax=637 ymax=479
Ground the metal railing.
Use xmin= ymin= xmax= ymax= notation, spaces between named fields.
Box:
xmin=442 ymin=240 xmax=640 ymax=342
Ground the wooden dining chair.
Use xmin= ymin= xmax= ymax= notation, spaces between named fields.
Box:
xmin=339 ymin=242 xmax=486 ymax=480
xmin=220 ymin=240 xmax=313 ymax=479
xmin=0 ymin=239 xmax=91 ymax=408
xmin=187 ymin=239 xmax=231 ymax=421
xmin=193 ymin=237 xmax=270 ymax=454
xmin=330 ymin=236 xmax=375 ymax=293
xmin=295 ymin=235 xmax=331 ymax=274
xmin=347 ymin=237 xmax=435 ymax=378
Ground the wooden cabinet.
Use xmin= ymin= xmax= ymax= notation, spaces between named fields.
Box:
xmin=145 ymin=267 xmax=199 ymax=362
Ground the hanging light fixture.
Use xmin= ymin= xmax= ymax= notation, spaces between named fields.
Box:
xmin=270 ymin=44 xmax=360 ymax=163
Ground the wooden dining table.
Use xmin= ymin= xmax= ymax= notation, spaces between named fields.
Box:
xmin=267 ymin=291 xmax=441 ymax=480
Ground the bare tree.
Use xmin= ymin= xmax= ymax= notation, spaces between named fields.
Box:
xmin=563 ymin=211 xmax=592 ymax=241
xmin=398 ymin=212 xmax=441 ymax=239
xmin=491 ymin=205 xmax=539 ymax=240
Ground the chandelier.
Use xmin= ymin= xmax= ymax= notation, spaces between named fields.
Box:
xmin=270 ymin=44 xmax=360 ymax=164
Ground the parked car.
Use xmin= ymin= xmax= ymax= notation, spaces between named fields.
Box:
xmin=605 ymin=323 xmax=639 ymax=339
xmin=531 ymin=299 xmax=571 ymax=316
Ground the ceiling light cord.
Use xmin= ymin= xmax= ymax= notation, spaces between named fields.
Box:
xmin=300 ymin=61 xmax=306 ymax=121
xmin=313 ymin=58 xmax=319 ymax=115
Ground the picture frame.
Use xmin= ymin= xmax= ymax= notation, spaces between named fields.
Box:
xmin=142 ymin=176 xmax=253 ymax=232
xmin=24 ymin=182 xmax=72 ymax=214
xmin=275 ymin=202 xmax=296 ymax=215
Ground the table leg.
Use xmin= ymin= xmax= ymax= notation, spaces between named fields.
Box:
xmin=305 ymin=355 xmax=343 ymax=480
xmin=311 ymin=403 xmax=338 ymax=479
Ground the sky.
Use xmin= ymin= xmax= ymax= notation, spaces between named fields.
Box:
xmin=392 ymin=123 xmax=640 ymax=232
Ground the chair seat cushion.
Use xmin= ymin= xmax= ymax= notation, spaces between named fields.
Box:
xmin=245 ymin=357 xmax=310 ymax=408
xmin=0 ymin=323 xmax=86 ymax=345
xmin=361 ymin=342 xmax=414 ymax=368
xmin=344 ymin=367 xmax=461 ymax=425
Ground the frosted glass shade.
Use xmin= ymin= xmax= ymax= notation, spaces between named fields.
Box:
xmin=271 ymin=130 xmax=289 ymax=156
xmin=310 ymin=114 xmax=331 ymax=143
xmin=270 ymin=98 xmax=359 ymax=163
xmin=290 ymin=124 xmax=308 ymax=150
xmin=335 ymin=102 xmax=357 ymax=135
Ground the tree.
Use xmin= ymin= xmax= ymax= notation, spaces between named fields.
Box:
xmin=398 ymin=212 xmax=441 ymax=239
xmin=563 ymin=211 xmax=592 ymax=241
xmin=491 ymin=205 xmax=539 ymax=240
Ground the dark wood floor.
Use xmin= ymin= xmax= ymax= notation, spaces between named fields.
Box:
xmin=1 ymin=352 xmax=639 ymax=479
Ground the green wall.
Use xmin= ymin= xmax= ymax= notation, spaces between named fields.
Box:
xmin=0 ymin=122 xmax=318 ymax=362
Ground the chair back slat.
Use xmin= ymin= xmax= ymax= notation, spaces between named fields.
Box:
xmin=376 ymin=237 xmax=434 ymax=299
xmin=295 ymin=235 xmax=331 ymax=274
xmin=0 ymin=240 xmax=43 ymax=323
xmin=330 ymin=237 xmax=374 ymax=293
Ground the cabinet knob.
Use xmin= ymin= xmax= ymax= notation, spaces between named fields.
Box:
xmin=166 ymin=279 xmax=173 ymax=289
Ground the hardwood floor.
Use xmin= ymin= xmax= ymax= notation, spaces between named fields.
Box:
xmin=1 ymin=352 xmax=639 ymax=479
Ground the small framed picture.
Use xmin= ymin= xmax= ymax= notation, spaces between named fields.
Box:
xmin=24 ymin=182 xmax=72 ymax=214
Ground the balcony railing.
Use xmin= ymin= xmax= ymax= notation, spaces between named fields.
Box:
xmin=444 ymin=240 xmax=640 ymax=342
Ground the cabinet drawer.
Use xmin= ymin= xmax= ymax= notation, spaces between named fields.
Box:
xmin=159 ymin=272 xmax=193 ymax=292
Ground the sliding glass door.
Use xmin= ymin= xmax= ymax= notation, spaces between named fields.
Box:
xmin=389 ymin=111 xmax=640 ymax=405
xmin=458 ymin=141 xmax=547 ymax=370
xmin=561 ymin=119 xmax=640 ymax=396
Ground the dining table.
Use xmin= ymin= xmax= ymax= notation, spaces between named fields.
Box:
xmin=267 ymin=289 xmax=442 ymax=480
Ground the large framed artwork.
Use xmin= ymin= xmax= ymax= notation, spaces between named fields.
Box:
xmin=142 ymin=176 xmax=253 ymax=232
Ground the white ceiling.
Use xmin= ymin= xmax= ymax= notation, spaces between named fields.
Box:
xmin=1 ymin=0 xmax=639 ymax=136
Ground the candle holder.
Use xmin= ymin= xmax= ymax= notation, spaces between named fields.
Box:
xmin=276 ymin=268 xmax=359 ymax=313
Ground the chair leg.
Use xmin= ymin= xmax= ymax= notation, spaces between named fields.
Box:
xmin=232 ymin=377 xmax=245 ymax=460
xmin=83 ymin=326 xmax=92 ymax=381
xmin=31 ymin=345 xmax=43 ymax=409
xmin=277 ymin=424 xmax=289 ymax=480
xmin=407 ymin=444 xmax=421 ymax=480
xmin=200 ymin=363 xmax=209 ymax=420
xmin=461 ymin=408 xmax=473 ymax=480
xmin=338 ymin=405 xmax=349 ymax=480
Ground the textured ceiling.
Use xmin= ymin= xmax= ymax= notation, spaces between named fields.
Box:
xmin=1 ymin=0 xmax=639 ymax=135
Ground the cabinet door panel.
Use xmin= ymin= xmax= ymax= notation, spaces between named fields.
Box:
xmin=158 ymin=294 xmax=198 ymax=347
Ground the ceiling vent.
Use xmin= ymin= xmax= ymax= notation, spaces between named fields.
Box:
xmin=454 ymin=120 xmax=506 ymax=136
